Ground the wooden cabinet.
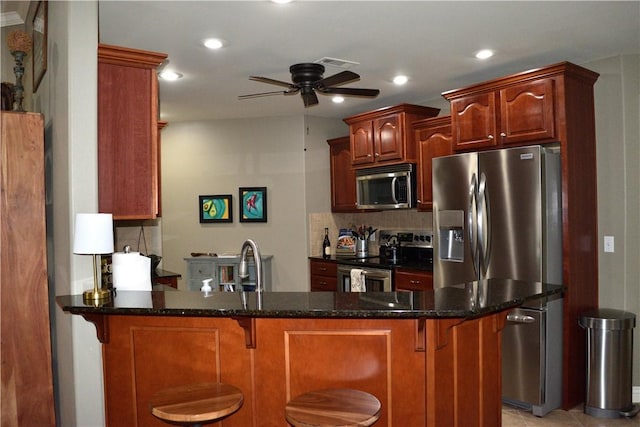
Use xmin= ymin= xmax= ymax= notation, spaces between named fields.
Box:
xmin=445 ymin=77 xmax=556 ymax=151
xmin=98 ymin=44 xmax=167 ymax=219
xmin=185 ymin=256 xmax=273 ymax=291
xmin=413 ymin=116 xmax=452 ymax=211
xmin=442 ymin=62 xmax=600 ymax=410
xmin=1 ymin=112 xmax=55 ymax=426
xmin=344 ymin=104 xmax=439 ymax=167
xmin=327 ymin=136 xmax=358 ymax=212
xmin=394 ymin=268 xmax=433 ymax=291
xmin=96 ymin=312 xmax=505 ymax=427
xmin=309 ymin=258 xmax=338 ymax=291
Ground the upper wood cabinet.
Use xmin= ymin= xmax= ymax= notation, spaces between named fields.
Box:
xmin=444 ymin=77 xmax=556 ymax=151
xmin=98 ymin=44 xmax=167 ymax=219
xmin=328 ymin=136 xmax=359 ymax=212
xmin=413 ymin=116 xmax=452 ymax=211
xmin=343 ymin=104 xmax=439 ymax=167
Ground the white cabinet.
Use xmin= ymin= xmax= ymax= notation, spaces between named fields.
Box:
xmin=184 ymin=256 xmax=272 ymax=291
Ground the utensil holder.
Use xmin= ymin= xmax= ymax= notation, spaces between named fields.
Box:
xmin=356 ymin=238 xmax=368 ymax=258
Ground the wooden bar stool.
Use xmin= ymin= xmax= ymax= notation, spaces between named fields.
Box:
xmin=285 ymin=388 xmax=381 ymax=427
xmin=149 ymin=382 xmax=243 ymax=427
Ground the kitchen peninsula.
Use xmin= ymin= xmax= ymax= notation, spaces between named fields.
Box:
xmin=57 ymin=281 xmax=562 ymax=427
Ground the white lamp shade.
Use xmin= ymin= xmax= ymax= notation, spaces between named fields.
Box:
xmin=73 ymin=213 xmax=114 ymax=255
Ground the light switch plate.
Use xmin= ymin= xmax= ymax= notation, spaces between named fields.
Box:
xmin=604 ymin=235 xmax=614 ymax=253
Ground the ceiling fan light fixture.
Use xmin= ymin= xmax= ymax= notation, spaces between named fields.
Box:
xmin=393 ymin=75 xmax=408 ymax=85
xmin=204 ymin=38 xmax=224 ymax=50
xmin=475 ymin=49 xmax=494 ymax=60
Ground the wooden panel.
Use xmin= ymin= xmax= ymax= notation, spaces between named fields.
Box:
xmin=375 ymin=114 xmax=403 ymax=162
xmin=500 ymin=78 xmax=556 ymax=145
xmin=103 ymin=316 xmax=253 ymax=427
xmin=394 ymin=269 xmax=433 ymax=291
xmin=425 ymin=313 xmax=504 ymax=427
xmin=252 ymin=318 xmax=425 ymax=426
xmin=0 ymin=112 xmax=55 ymax=427
xmin=414 ymin=116 xmax=452 ymax=210
xmin=328 ymin=136 xmax=358 ymax=212
xmin=350 ymin=122 xmax=374 ymax=165
xmin=450 ymin=92 xmax=498 ymax=151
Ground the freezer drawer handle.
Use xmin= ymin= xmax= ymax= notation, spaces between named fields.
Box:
xmin=506 ymin=313 xmax=536 ymax=323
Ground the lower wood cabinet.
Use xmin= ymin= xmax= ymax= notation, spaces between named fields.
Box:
xmin=394 ymin=268 xmax=433 ymax=291
xmin=309 ymin=258 xmax=338 ymax=291
xmin=98 ymin=313 xmax=505 ymax=427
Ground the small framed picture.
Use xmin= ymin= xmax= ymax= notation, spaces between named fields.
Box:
xmin=199 ymin=195 xmax=233 ymax=223
xmin=32 ymin=1 xmax=48 ymax=91
xmin=239 ymin=187 xmax=267 ymax=223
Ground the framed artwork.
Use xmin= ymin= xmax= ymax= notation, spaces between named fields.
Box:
xmin=32 ymin=1 xmax=48 ymax=91
xmin=239 ymin=187 xmax=267 ymax=223
xmin=199 ymin=195 xmax=233 ymax=223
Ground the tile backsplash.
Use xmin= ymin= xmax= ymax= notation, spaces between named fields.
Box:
xmin=309 ymin=210 xmax=433 ymax=257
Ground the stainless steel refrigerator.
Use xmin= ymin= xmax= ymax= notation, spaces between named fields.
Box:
xmin=432 ymin=144 xmax=563 ymax=416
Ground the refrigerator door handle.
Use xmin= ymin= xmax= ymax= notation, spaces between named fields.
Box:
xmin=468 ymin=174 xmax=479 ymax=275
xmin=478 ymin=173 xmax=490 ymax=275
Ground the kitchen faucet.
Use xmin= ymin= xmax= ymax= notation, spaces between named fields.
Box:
xmin=238 ymin=239 xmax=263 ymax=293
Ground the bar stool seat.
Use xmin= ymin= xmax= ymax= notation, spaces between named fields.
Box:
xmin=285 ymin=388 xmax=381 ymax=427
xmin=149 ymin=382 xmax=243 ymax=426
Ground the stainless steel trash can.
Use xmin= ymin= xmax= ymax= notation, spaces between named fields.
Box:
xmin=579 ymin=308 xmax=639 ymax=418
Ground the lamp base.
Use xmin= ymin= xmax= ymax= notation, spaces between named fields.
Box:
xmin=83 ymin=288 xmax=111 ymax=303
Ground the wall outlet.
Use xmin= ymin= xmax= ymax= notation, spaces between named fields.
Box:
xmin=604 ymin=235 xmax=615 ymax=253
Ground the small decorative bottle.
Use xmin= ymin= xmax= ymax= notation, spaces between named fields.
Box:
xmin=322 ymin=227 xmax=331 ymax=259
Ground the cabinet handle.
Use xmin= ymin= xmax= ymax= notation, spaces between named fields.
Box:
xmin=410 ymin=280 xmax=421 ymax=284
xmin=319 ymin=267 xmax=327 ymax=272
xmin=488 ymin=134 xmax=494 ymax=140
xmin=367 ymin=154 xmax=372 ymax=158
xmin=374 ymin=152 xmax=380 ymax=157
xmin=500 ymin=132 xmax=506 ymax=138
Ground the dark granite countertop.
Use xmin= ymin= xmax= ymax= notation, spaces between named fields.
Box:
xmin=57 ymin=279 xmax=563 ymax=320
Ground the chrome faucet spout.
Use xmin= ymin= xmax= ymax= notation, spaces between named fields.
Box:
xmin=239 ymin=239 xmax=263 ymax=293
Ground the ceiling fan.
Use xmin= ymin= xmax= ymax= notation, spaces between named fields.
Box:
xmin=238 ymin=63 xmax=380 ymax=107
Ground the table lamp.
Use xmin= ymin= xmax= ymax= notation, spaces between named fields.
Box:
xmin=73 ymin=213 xmax=114 ymax=303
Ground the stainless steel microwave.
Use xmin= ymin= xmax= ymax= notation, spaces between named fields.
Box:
xmin=355 ymin=163 xmax=416 ymax=209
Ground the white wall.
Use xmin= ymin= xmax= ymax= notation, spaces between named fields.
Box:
xmin=161 ymin=115 xmax=346 ymax=290
xmin=39 ymin=1 xmax=105 ymax=426
xmin=590 ymin=54 xmax=640 ymax=384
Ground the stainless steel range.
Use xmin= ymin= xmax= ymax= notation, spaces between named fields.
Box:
xmin=336 ymin=229 xmax=432 ymax=292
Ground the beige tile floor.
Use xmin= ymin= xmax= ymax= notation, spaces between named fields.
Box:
xmin=502 ymin=404 xmax=640 ymax=426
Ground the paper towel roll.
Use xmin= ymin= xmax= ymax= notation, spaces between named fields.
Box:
xmin=112 ymin=251 xmax=152 ymax=291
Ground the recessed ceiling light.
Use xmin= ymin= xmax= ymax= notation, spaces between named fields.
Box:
xmin=272 ymin=0 xmax=292 ymax=4
xmin=475 ymin=49 xmax=494 ymax=60
xmin=204 ymin=38 xmax=224 ymax=50
xmin=393 ymin=75 xmax=409 ymax=85
xmin=332 ymin=96 xmax=345 ymax=104
xmin=159 ymin=70 xmax=182 ymax=81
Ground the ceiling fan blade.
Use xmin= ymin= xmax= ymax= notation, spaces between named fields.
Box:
xmin=249 ymin=76 xmax=294 ymax=89
xmin=301 ymin=90 xmax=319 ymax=107
xmin=316 ymin=70 xmax=360 ymax=88
xmin=320 ymin=87 xmax=380 ymax=97
xmin=238 ymin=90 xmax=290 ymax=100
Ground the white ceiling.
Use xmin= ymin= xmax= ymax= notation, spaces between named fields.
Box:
xmin=31 ymin=2 xmax=640 ymax=122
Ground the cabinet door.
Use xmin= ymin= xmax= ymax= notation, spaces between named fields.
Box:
xmin=500 ymin=78 xmax=556 ymax=145
xmin=374 ymin=114 xmax=404 ymax=162
xmin=394 ymin=269 xmax=433 ymax=291
xmin=415 ymin=119 xmax=452 ymax=211
xmin=98 ymin=45 xmax=166 ymax=220
xmin=450 ymin=92 xmax=498 ymax=151
xmin=350 ymin=121 xmax=375 ymax=165
xmin=328 ymin=137 xmax=358 ymax=212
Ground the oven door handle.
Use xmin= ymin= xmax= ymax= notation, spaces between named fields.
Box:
xmin=361 ymin=269 xmax=389 ymax=280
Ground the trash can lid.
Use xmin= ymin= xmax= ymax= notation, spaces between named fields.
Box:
xmin=579 ymin=308 xmax=636 ymax=330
